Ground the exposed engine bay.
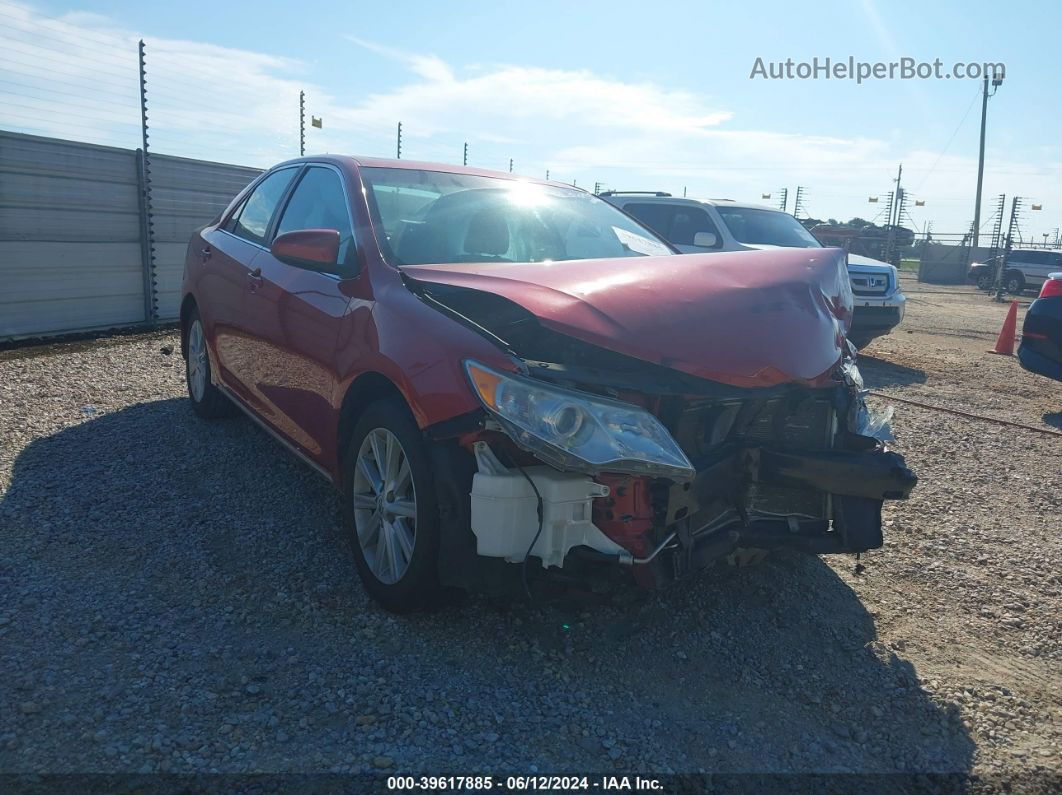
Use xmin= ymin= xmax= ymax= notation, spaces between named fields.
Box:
xmin=408 ymin=273 xmax=918 ymax=592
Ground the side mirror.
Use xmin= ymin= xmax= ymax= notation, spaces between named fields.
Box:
xmin=693 ymin=231 xmax=718 ymax=248
xmin=271 ymin=229 xmax=341 ymax=271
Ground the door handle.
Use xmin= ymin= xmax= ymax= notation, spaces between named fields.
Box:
xmin=247 ymin=267 xmax=263 ymax=287
xmin=200 ymin=245 xmax=212 ymax=261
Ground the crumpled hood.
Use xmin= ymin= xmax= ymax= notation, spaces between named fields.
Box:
xmin=402 ymin=247 xmax=853 ymax=388
xmin=743 ymin=244 xmax=892 ymax=273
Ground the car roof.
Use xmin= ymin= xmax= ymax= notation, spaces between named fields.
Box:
xmin=267 ymin=154 xmax=584 ymax=191
xmin=602 ymin=194 xmax=780 ymax=212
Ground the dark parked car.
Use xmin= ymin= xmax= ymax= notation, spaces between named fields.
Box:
xmin=968 ymin=256 xmax=1000 ymax=291
xmin=1018 ymin=272 xmax=1062 ymax=382
xmin=181 ymin=156 xmax=916 ymax=612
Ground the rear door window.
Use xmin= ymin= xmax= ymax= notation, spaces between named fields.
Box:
xmin=275 ymin=167 xmax=356 ymax=264
xmin=669 ymin=207 xmax=719 ymax=246
xmin=623 ymin=203 xmax=675 ymax=239
xmin=624 ymin=203 xmax=720 ymax=246
xmin=230 ymin=168 xmax=298 ymax=245
xmin=1015 ymin=251 xmax=1044 ymax=265
xmin=221 ymin=195 xmax=248 ymax=234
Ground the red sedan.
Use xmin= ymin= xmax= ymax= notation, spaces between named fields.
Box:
xmin=181 ymin=156 xmax=915 ymax=612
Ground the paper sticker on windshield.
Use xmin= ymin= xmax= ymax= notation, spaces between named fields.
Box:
xmin=612 ymin=226 xmax=671 ymax=257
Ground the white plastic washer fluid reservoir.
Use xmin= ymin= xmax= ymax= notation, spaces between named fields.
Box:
xmin=470 ymin=442 xmax=624 ymax=568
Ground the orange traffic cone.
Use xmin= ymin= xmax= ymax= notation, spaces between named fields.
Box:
xmin=988 ymin=300 xmax=1019 ymax=356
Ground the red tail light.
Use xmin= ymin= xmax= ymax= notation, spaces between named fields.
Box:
xmin=1039 ymin=276 xmax=1062 ymax=298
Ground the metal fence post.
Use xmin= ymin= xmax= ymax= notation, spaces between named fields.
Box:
xmin=135 ymin=148 xmax=155 ymax=325
xmin=137 ymin=39 xmax=158 ymax=325
xmin=299 ymin=91 xmax=305 ymax=156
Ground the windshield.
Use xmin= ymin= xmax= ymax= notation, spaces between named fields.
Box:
xmin=715 ymin=207 xmax=822 ymax=248
xmin=360 ymin=167 xmax=673 ymax=266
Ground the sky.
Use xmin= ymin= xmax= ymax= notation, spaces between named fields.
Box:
xmin=2 ymin=0 xmax=1060 ymax=242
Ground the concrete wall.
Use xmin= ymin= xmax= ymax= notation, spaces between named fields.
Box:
xmin=0 ymin=131 xmax=144 ymax=338
xmin=150 ymin=154 xmax=261 ymax=321
xmin=0 ymin=131 xmax=261 ymax=339
xmin=918 ymin=243 xmax=996 ymax=284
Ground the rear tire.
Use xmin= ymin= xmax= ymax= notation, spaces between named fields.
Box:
xmin=1005 ymin=272 xmax=1025 ymax=295
xmin=341 ymin=400 xmax=441 ymax=613
xmin=184 ymin=309 xmax=236 ymax=419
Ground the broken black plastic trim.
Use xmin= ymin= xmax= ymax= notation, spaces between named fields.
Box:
xmin=684 ymin=443 xmax=917 ymax=506
xmin=758 ymin=447 xmax=918 ymax=501
xmin=423 ymin=409 xmax=486 ymax=442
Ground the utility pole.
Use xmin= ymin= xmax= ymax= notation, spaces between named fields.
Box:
xmin=396 ymin=122 xmax=402 ymax=159
xmin=463 ymin=142 xmax=468 ymax=166
xmin=297 ymin=90 xmax=305 ymax=156
xmin=793 ymin=186 xmax=805 ymax=219
xmin=545 ymin=169 xmax=550 ymax=180
xmin=973 ymin=70 xmax=1004 ymax=246
xmin=509 ymin=158 xmax=513 ymax=173
xmin=594 ymin=181 xmax=601 ymax=194
xmin=683 ymin=187 xmax=687 ymax=197
xmin=778 ymin=188 xmax=788 ymax=213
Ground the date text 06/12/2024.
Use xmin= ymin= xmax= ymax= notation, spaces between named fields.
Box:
xmin=387 ymin=775 xmax=664 ymax=791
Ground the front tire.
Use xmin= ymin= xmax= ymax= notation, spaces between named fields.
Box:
xmin=185 ymin=309 xmax=236 ymax=419
xmin=1005 ymin=273 xmax=1025 ymax=295
xmin=342 ymin=400 xmax=441 ymax=613
xmin=976 ymin=273 xmax=993 ymax=291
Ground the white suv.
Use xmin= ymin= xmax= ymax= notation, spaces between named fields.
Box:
xmin=1003 ymin=249 xmax=1062 ymax=294
xmin=600 ymin=192 xmax=906 ymax=349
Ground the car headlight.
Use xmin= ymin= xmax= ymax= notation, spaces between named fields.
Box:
xmin=464 ymin=360 xmax=694 ymax=480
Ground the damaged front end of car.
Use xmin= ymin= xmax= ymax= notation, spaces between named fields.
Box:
xmin=405 ymin=249 xmax=917 ymax=592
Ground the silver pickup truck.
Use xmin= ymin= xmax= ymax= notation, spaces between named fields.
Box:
xmin=600 ymin=192 xmax=905 ymax=349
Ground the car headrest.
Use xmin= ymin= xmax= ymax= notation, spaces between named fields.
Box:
xmin=463 ymin=208 xmax=509 ymax=257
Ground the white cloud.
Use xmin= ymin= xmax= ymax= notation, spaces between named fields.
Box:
xmin=1 ymin=0 xmax=1059 ymax=236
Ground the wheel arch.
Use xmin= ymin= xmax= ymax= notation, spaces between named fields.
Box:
xmin=179 ymin=293 xmax=198 ymax=358
xmin=337 ymin=371 xmax=412 ymax=457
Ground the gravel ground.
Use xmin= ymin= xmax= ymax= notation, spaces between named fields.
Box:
xmin=1 ymin=282 xmax=1059 ymax=786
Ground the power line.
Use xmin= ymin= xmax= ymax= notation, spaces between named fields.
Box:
xmin=913 ymin=82 xmax=983 ymax=193
xmin=0 ymin=111 xmax=139 ymax=140
xmin=0 ymin=77 xmax=139 ymax=104
xmin=0 ymin=7 xmax=137 ymax=49
xmin=145 ymin=54 xmax=302 ymax=86
xmin=0 ymin=37 xmax=138 ymax=79
xmin=0 ymin=55 xmax=139 ymax=91
xmin=0 ymin=99 xmax=139 ymax=126
xmin=0 ymin=86 xmax=136 ymax=115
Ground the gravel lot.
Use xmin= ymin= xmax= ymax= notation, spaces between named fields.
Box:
xmin=1 ymin=279 xmax=1059 ymax=785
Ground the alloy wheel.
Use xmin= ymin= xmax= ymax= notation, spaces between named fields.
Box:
xmin=352 ymin=428 xmax=417 ymax=585
xmin=187 ymin=319 xmax=208 ymax=402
